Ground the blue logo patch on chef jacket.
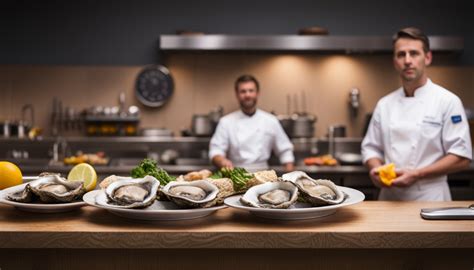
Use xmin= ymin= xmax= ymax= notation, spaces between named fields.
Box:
xmin=451 ymin=115 xmax=462 ymax=124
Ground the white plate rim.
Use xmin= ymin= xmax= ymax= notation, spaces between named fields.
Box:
xmin=224 ymin=186 xmax=365 ymax=214
xmin=0 ymin=183 xmax=86 ymax=209
xmin=83 ymin=190 xmax=227 ymax=214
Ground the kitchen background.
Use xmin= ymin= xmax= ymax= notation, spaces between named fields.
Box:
xmin=0 ymin=0 xmax=473 ymax=138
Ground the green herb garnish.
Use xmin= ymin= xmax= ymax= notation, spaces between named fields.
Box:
xmin=211 ymin=167 xmax=253 ymax=191
xmin=131 ymin=158 xmax=175 ymax=185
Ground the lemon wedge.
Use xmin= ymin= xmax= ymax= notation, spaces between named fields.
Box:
xmin=378 ymin=163 xmax=397 ymax=187
xmin=67 ymin=163 xmax=97 ymax=191
xmin=0 ymin=161 xmax=23 ymax=190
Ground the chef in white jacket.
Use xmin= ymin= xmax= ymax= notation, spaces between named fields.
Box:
xmin=362 ymin=27 xmax=472 ymax=201
xmin=209 ymin=75 xmax=295 ymax=172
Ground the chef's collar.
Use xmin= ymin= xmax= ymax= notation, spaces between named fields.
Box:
xmin=240 ymin=108 xmax=258 ymax=117
xmin=401 ymin=79 xmax=432 ymax=98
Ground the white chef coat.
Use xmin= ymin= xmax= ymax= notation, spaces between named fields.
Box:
xmin=362 ymin=79 xmax=472 ymax=201
xmin=209 ymin=109 xmax=295 ymax=171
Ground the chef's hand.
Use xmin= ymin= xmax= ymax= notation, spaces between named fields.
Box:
xmin=391 ymin=169 xmax=419 ymax=187
xmin=369 ymin=167 xmax=384 ymax=188
xmin=221 ymin=158 xmax=234 ymax=169
xmin=212 ymin=155 xmax=234 ymax=169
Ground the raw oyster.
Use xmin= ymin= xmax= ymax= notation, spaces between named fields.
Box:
xmin=282 ymin=171 xmax=345 ymax=206
xmin=240 ymin=181 xmax=299 ymax=209
xmin=103 ymin=176 xmax=160 ymax=209
xmin=7 ymin=175 xmax=85 ymax=203
xmin=162 ymin=180 xmax=219 ymax=208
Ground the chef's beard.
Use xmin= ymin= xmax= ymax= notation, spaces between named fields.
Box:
xmin=239 ymin=99 xmax=257 ymax=111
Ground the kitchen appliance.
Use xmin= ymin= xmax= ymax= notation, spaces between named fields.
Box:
xmin=292 ymin=114 xmax=317 ymax=138
xmin=189 ymin=106 xmax=223 ymax=137
xmin=135 ymin=65 xmax=174 ymax=108
xmin=277 ymin=114 xmax=294 ymax=137
xmin=328 ymin=124 xmax=346 ymax=157
xmin=277 ymin=92 xmax=316 ymax=138
xmin=140 ymin=128 xmax=173 ymax=137
xmin=329 ymin=124 xmax=346 ymax=138
xmin=336 ymin=153 xmax=363 ymax=165
xmin=191 ymin=114 xmax=214 ymax=137
xmin=349 ymin=87 xmax=360 ymax=117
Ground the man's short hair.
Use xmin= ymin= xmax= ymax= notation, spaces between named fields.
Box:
xmin=392 ymin=27 xmax=430 ymax=53
xmin=235 ymin=74 xmax=259 ymax=92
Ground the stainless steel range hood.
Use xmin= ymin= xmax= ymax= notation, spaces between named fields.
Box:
xmin=160 ymin=35 xmax=463 ymax=53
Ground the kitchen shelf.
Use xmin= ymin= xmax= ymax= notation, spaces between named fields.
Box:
xmin=159 ymin=35 xmax=464 ymax=53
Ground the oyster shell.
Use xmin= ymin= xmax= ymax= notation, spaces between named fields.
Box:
xmin=240 ymin=181 xmax=299 ymax=209
xmin=99 ymin=174 xmax=121 ymax=190
xmin=162 ymin=180 xmax=219 ymax=208
xmin=204 ymin=178 xmax=235 ymax=207
xmin=7 ymin=175 xmax=85 ymax=203
xmin=282 ymin=171 xmax=345 ymax=206
xmin=103 ymin=176 xmax=160 ymax=209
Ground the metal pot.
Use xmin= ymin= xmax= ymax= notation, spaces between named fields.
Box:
xmin=140 ymin=128 xmax=173 ymax=137
xmin=329 ymin=124 xmax=346 ymax=138
xmin=336 ymin=152 xmax=363 ymax=165
xmin=291 ymin=114 xmax=316 ymax=138
xmin=191 ymin=114 xmax=214 ymax=137
xmin=277 ymin=115 xmax=294 ymax=137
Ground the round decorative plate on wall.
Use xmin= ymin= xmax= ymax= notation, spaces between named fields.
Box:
xmin=135 ymin=65 xmax=174 ymax=108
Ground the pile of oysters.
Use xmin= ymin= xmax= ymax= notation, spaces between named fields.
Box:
xmin=96 ymin=169 xmax=280 ymax=209
xmin=240 ymin=171 xmax=345 ymax=209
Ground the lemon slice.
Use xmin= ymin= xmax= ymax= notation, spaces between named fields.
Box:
xmin=67 ymin=163 xmax=97 ymax=191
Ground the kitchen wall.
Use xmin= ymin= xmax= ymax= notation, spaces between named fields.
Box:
xmin=0 ymin=0 xmax=472 ymax=138
xmin=1 ymin=0 xmax=473 ymax=65
xmin=1 ymin=54 xmax=472 ymax=137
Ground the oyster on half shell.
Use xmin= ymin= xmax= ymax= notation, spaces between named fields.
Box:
xmin=7 ymin=175 xmax=85 ymax=203
xmin=282 ymin=171 xmax=345 ymax=206
xmin=162 ymin=180 xmax=219 ymax=208
xmin=102 ymin=176 xmax=160 ymax=209
xmin=240 ymin=181 xmax=299 ymax=209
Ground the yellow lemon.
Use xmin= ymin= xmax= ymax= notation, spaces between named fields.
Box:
xmin=379 ymin=163 xmax=397 ymax=187
xmin=67 ymin=163 xmax=97 ymax=191
xmin=0 ymin=161 xmax=23 ymax=190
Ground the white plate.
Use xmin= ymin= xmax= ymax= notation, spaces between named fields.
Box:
xmin=0 ymin=183 xmax=86 ymax=213
xmin=224 ymin=186 xmax=365 ymax=220
xmin=83 ymin=190 xmax=226 ymax=221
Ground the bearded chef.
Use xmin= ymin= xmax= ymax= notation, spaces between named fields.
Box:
xmin=209 ymin=74 xmax=295 ymax=172
xmin=362 ymin=27 xmax=472 ymax=201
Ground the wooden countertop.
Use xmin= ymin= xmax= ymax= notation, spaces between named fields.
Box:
xmin=0 ymin=201 xmax=473 ymax=249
